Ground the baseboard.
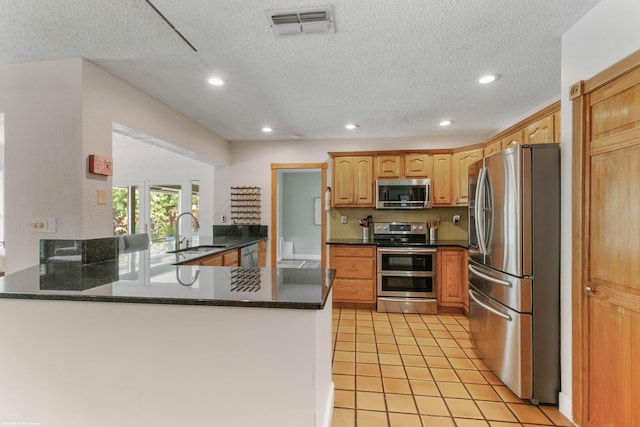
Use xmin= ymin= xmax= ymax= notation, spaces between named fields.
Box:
xmin=320 ymin=382 xmax=335 ymax=427
xmin=558 ymin=392 xmax=575 ymax=425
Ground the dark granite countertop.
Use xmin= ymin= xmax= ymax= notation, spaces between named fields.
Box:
xmin=326 ymin=239 xmax=468 ymax=248
xmin=0 ymin=235 xmax=334 ymax=309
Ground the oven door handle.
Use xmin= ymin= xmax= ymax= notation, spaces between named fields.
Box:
xmin=468 ymin=265 xmax=512 ymax=287
xmin=377 ymin=247 xmax=436 ymax=254
xmin=469 ymin=289 xmax=512 ymax=321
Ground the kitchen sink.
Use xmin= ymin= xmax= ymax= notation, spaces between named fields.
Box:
xmin=167 ymin=244 xmax=229 ymax=254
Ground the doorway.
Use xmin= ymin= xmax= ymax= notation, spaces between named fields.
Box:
xmin=270 ymin=163 xmax=327 ymax=268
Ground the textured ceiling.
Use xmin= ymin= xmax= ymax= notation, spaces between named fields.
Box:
xmin=0 ymin=0 xmax=600 ymax=142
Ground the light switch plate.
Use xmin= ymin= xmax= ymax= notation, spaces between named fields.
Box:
xmin=31 ymin=217 xmax=56 ymax=233
xmin=97 ymin=189 xmax=107 ymax=205
xmin=340 ymin=215 xmax=347 ymax=224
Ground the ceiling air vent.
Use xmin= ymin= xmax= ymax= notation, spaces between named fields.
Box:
xmin=266 ymin=6 xmax=335 ymax=37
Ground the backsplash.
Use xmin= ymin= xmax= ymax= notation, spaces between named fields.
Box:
xmin=329 ymin=207 xmax=469 ymax=241
xmin=212 ymin=225 xmax=268 ymax=239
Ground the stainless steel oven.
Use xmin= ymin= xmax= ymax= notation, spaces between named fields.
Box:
xmin=377 ymin=247 xmax=436 ymax=298
xmin=374 ymin=222 xmax=437 ymax=314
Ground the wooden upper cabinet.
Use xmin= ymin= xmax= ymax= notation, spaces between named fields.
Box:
xmin=375 ymin=153 xmax=432 ymax=179
xmin=452 ymin=148 xmax=483 ymax=205
xmin=554 ymin=112 xmax=561 ymax=143
xmin=501 ymin=130 xmax=524 ymax=151
xmin=333 ymin=157 xmax=355 ymax=206
xmin=485 ymin=140 xmax=501 ymax=157
xmin=432 ymin=154 xmax=452 ymax=206
xmin=376 ymin=155 xmax=403 ymax=178
xmin=525 ymin=114 xmax=555 ymax=144
xmin=333 ymin=156 xmax=374 ymax=207
xmin=404 ymin=153 xmax=433 ymax=178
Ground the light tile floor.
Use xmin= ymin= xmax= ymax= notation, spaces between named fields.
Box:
xmin=331 ymin=308 xmax=573 ymax=427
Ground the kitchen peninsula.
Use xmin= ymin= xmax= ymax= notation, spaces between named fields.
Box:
xmin=0 ymin=237 xmax=335 ymax=427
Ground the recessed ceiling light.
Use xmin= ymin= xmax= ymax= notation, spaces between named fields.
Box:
xmin=439 ymin=120 xmax=452 ymax=127
xmin=478 ymin=74 xmax=499 ymax=84
xmin=345 ymin=123 xmax=360 ymax=130
xmin=207 ymin=77 xmax=224 ymax=86
xmin=262 ymin=126 xmax=273 ymax=133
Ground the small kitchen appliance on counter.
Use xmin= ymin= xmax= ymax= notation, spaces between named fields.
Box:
xmin=373 ymin=222 xmax=436 ymax=314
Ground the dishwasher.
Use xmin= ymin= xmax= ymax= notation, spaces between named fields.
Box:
xmin=240 ymin=244 xmax=259 ymax=267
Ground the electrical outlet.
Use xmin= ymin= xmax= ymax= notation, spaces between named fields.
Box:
xmin=340 ymin=215 xmax=347 ymax=224
xmin=453 ymin=215 xmax=461 ymax=225
xmin=221 ymin=215 xmax=227 ymax=223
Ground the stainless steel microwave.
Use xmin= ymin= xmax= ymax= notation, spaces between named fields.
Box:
xmin=376 ymin=179 xmax=432 ymax=209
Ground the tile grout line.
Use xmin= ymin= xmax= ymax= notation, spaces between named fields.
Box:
xmin=332 ymin=308 xmax=569 ymax=427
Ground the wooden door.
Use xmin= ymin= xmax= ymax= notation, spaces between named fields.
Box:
xmin=572 ymin=55 xmax=640 ymax=427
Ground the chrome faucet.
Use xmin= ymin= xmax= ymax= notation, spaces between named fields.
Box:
xmin=175 ymin=212 xmax=200 ymax=251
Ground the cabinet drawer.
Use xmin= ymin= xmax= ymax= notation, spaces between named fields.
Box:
xmin=333 ymin=279 xmax=375 ymax=302
xmin=331 ymin=257 xmax=375 ymax=279
xmin=330 ymin=245 xmax=375 ymax=258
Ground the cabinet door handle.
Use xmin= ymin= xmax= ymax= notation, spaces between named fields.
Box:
xmin=585 ymin=286 xmax=595 ymax=293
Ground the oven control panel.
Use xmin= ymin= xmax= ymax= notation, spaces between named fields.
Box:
xmin=374 ymin=222 xmax=426 ymax=235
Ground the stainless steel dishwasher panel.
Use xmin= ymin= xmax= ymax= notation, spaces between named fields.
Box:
xmin=240 ymin=244 xmax=259 ymax=267
xmin=469 ymin=286 xmax=532 ymax=400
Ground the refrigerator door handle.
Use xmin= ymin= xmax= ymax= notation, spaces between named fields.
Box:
xmin=468 ymin=264 xmax=512 ymax=287
xmin=470 ymin=289 xmax=512 ymax=321
xmin=475 ymin=167 xmax=488 ymax=255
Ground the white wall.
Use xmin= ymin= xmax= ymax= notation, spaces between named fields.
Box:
xmin=0 ymin=58 xmax=229 ymax=273
xmin=81 ymin=60 xmax=229 ymax=238
xmin=0 ymin=298 xmax=333 ymax=427
xmin=0 ymin=59 xmax=85 ymax=273
xmin=559 ymin=0 xmax=640 ymax=419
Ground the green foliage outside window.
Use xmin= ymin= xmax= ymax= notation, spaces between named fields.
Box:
xmin=113 ymin=187 xmax=199 ymax=240
xmin=112 ymin=188 xmax=130 ymax=236
xmin=149 ymin=192 xmax=180 ymax=240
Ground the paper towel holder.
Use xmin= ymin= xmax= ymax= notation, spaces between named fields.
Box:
xmin=325 ymin=187 xmax=331 ymax=211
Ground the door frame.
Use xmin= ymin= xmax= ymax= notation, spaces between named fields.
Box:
xmin=270 ymin=163 xmax=327 ymax=268
xmin=570 ymin=49 xmax=640 ymax=426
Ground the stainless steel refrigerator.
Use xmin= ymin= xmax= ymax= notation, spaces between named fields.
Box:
xmin=468 ymin=144 xmax=560 ymax=405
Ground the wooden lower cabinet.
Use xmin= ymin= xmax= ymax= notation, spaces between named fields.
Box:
xmin=257 ymin=240 xmax=267 ymax=267
xmin=437 ymin=247 xmax=469 ymax=314
xmin=189 ymin=249 xmax=239 ymax=267
xmin=329 ymin=245 xmax=376 ymax=307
